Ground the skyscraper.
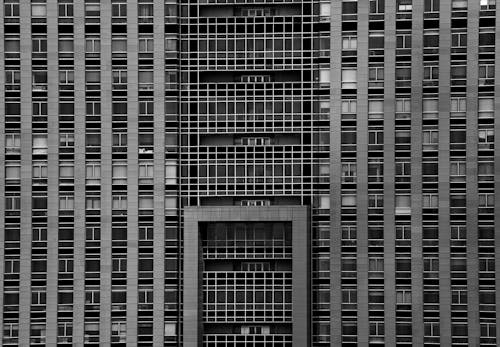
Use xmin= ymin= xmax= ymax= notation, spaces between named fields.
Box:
xmin=0 ymin=0 xmax=499 ymax=346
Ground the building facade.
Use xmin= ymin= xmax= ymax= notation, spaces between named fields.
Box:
xmin=0 ymin=0 xmax=499 ymax=346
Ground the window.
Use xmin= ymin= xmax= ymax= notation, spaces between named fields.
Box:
xmin=370 ymin=0 xmax=385 ymax=13
xmin=424 ymin=322 xmax=440 ymax=337
xmin=369 ymin=34 xmax=384 ymax=49
xmin=5 ymin=133 xmax=20 ymax=153
xmin=112 ymin=70 xmax=127 ymax=85
xmin=112 ymin=258 xmax=127 ymax=272
xmin=480 ymin=0 xmax=496 ymax=10
xmin=395 ymin=195 xmax=411 ymax=214
xmin=397 ymin=34 xmax=412 ymax=49
xmin=479 ymin=193 xmax=494 ymax=207
xmin=86 ymin=38 xmax=100 ymax=53
xmin=342 ymin=162 xmax=356 ymax=182
xmin=111 ymin=39 xmax=127 ymax=53
xmin=369 ymin=66 xmax=384 ymax=82
xmin=479 ymin=65 xmax=495 ymax=85
xmin=86 ymin=196 xmax=101 ymax=210
xmin=59 ymin=133 xmax=74 ymax=147
xmin=139 ymin=196 xmax=154 ymax=210
xmin=139 ymin=226 xmax=153 ymax=240
xmin=423 ymin=31 xmax=439 ymax=48
xmin=111 ymin=322 xmax=126 ymax=342
xmin=342 ymin=36 xmax=357 ymax=50
xmin=32 ymin=38 xmax=47 ymax=53
xmin=85 ymin=3 xmax=100 ymax=16
xmin=423 ymin=194 xmax=438 ymax=208
xmin=59 ymin=259 xmax=74 ymax=273
xmin=368 ymin=100 xmax=383 ymax=119
xmin=139 ymin=71 xmax=154 ymax=89
xmin=5 ymin=195 xmax=20 ymax=210
xmin=395 ymin=67 xmax=411 ymax=81
xmin=452 ymin=32 xmax=467 ymax=47
xmin=59 ymin=195 xmax=74 ymax=210
xmin=32 ymin=161 xmax=47 ymax=179
xmin=424 ymin=0 xmax=439 ymax=12
xmin=369 ymin=130 xmax=384 ymax=145
xmin=32 ymin=4 xmax=47 ymax=17
xmin=368 ymin=194 xmax=384 ymax=208
xmin=423 ymin=130 xmax=439 ymax=145
xmin=320 ymin=2 xmax=331 ymax=16
xmin=478 ymin=98 xmax=494 ymax=118
xmin=59 ymin=3 xmax=73 ymax=17
xmin=342 ymin=99 xmax=357 ymax=114
xmin=5 ymin=3 xmax=19 ymax=17
xmin=33 ymin=135 xmax=48 ymax=154
xmin=112 ymin=195 xmax=128 ymax=210
xmin=478 ymin=129 xmax=494 ymax=144
xmin=165 ymin=160 xmax=177 ymax=184
xmin=241 ymin=325 xmax=270 ymax=335
xmin=395 ymin=162 xmax=411 ymax=176
xmin=112 ymin=133 xmax=127 ymax=147
xmin=450 ymin=162 xmax=466 ymax=180
xmin=112 ymin=161 xmax=127 ymax=184
xmin=164 ymin=323 xmax=176 ymax=337
xmin=342 ymin=69 xmax=357 ymax=89
xmin=59 ymin=40 xmax=74 ymax=53
xmin=397 ymin=289 xmax=412 ymax=304
xmin=341 ymin=194 xmax=356 ymax=207
xmin=86 ymin=162 xmax=101 ymax=184
xmin=86 ymin=71 xmax=100 ymax=85
xmin=452 ymin=289 xmax=467 ymax=304
xmin=5 ymin=162 xmax=20 ymax=180
xmin=139 ymin=38 xmax=153 ymax=52
xmin=452 ymin=0 xmax=467 ymax=9
xmin=112 ymin=3 xmax=127 ymax=17
xmin=424 ymin=66 xmax=439 ymax=80
xmin=59 ymin=162 xmax=74 ymax=179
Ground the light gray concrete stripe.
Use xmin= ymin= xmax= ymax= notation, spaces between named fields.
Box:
xmin=99 ymin=0 xmax=113 ymax=343
xmin=45 ymin=0 xmax=60 ymax=344
xmin=356 ymin=1 xmax=369 ymax=345
xmin=73 ymin=0 xmax=87 ymax=344
xmin=383 ymin=1 xmax=397 ymax=345
xmin=18 ymin=1 xmax=32 ymax=344
xmin=329 ymin=0 xmax=343 ymax=344
xmin=410 ymin=1 xmax=424 ymax=343
xmin=153 ymin=0 xmax=166 ymax=344
xmin=438 ymin=0 xmax=452 ymax=345
xmin=465 ymin=1 xmax=480 ymax=345
xmin=126 ymin=2 xmax=139 ymax=345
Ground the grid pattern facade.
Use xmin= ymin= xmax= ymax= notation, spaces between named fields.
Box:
xmin=331 ymin=0 xmax=500 ymax=346
xmin=1 ymin=0 xmax=500 ymax=346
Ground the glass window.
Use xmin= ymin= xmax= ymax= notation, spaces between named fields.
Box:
xmin=32 ymin=4 xmax=47 ymax=17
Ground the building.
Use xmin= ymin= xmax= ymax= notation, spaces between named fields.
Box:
xmin=0 ymin=0 xmax=499 ymax=346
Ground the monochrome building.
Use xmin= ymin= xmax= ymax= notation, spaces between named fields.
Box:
xmin=0 ymin=0 xmax=499 ymax=346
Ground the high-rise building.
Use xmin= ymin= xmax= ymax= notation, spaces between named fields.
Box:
xmin=0 ymin=0 xmax=499 ymax=346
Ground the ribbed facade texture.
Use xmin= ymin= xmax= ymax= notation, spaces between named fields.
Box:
xmin=0 ymin=0 xmax=499 ymax=346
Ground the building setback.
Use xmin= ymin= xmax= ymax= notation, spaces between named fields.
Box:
xmin=0 ymin=0 xmax=499 ymax=346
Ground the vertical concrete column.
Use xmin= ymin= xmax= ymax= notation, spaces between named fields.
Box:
xmin=465 ymin=1 xmax=480 ymax=345
xmin=73 ymin=0 xmax=87 ymax=344
xmin=152 ymin=0 xmax=166 ymax=344
xmin=410 ymin=1 xmax=424 ymax=344
xmin=45 ymin=0 xmax=59 ymax=345
xmin=356 ymin=1 xmax=369 ymax=345
xmin=99 ymin=1 xmax=113 ymax=343
xmin=383 ymin=1 xmax=396 ymax=345
xmin=18 ymin=1 xmax=32 ymax=344
xmin=126 ymin=2 xmax=139 ymax=346
xmin=438 ymin=1 xmax=452 ymax=344
xmin=330 ymin=0 xmax=343 ymax=344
